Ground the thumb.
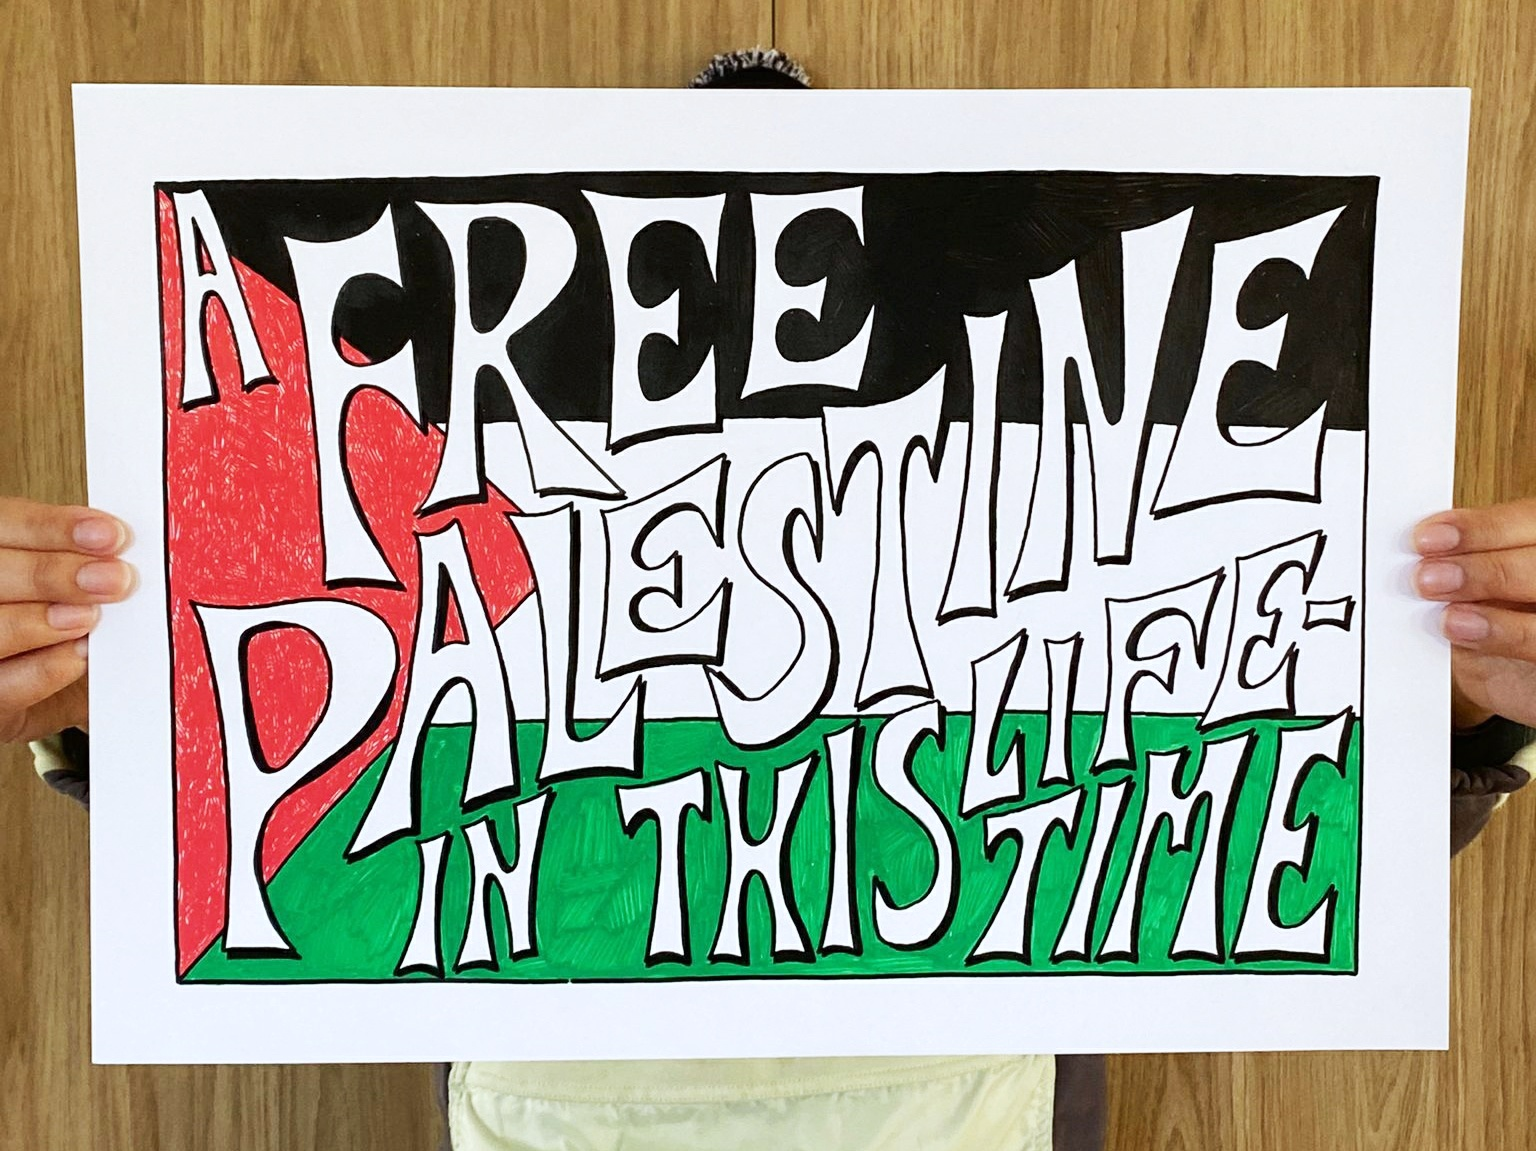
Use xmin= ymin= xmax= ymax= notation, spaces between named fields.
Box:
xmin=11 ymin=677 xmax=90 ymax=744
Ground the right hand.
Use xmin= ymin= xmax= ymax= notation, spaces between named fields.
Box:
xmin=1415 ymin=499 xmax=1536 ymax=730
xmin=0 ymin=497 xmax=135 ymax=743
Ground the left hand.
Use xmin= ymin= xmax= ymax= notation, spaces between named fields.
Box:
xmin=1414 ymin=498 xmax=1536 ymax=729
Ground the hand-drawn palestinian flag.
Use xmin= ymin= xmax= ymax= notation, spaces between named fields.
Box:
xmin=159 ymin=172 xmax=1368 ymax=986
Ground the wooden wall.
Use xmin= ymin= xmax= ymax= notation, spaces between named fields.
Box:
xmin=1 ymin=0 xmax=1530 ymax=1145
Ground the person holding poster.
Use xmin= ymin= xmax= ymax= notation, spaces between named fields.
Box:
xmin=6 ymin=53 xmax=1530 ymax=1151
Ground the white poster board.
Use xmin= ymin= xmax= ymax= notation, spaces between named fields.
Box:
xmin=74 ymin=85 xmax=1467 ymax=1063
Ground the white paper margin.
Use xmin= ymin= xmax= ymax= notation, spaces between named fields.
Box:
xmin=74 ymin=85 xmax=1466 ymax=1063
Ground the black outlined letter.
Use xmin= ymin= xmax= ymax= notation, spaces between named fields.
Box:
xmin=456 ymin=796 xmax=554 ymax=970
xmin=288 ymin=209 xmax=425 ymax=586
xmin=1203 ymin=531 xmax=1331 ymax=729
xmin=823 ymin=369 xmax=944 ymax=706
xmin=1095 ymin=570 xmax=1225 ymax=770
xmin=195 ymin=598 xmax=397 ymax=954
xmin=1097 ymin=734 xmax=1252 ymax=963
xmin=1051 ymin=778 xmax=1135 ymax=962
xmin=173 ymin=188 xmax=274 ymax=406
xmin=870 ymin=701 xmax=958 ymax=950
xmin=514 ymin=505 xmax=644 ymax=784
xmin=1233 ymin=710 xmax=1353 ymax=962
xmin=1153 ymin=209 xmax=1345 ymax=516
xmin=940 ymin=313 xmax=1006 ymax=620
xmin=819 ymin=724 xmax=862 ymax=955
xmin=350 ymin=523 xmax=518 ymax=857
xmin=959 ymin=631 xmax=1029 ymax=817
xmin=710 ymin=757 xmax=817 ymax=963
xmin=1076 ymin=211 xmax=1191 ymax=563
xmin=598 ymin=456 xmax=731 ymax=680
xmin=742 ymin=188 xmax=874 ymax=397
xmin=618 ymin=770 xmax=711 ymax=965
xmin=1041 ymin=635 xmax=1083 ymax=786
xmin=706 ymin=454 xmax=835 ymax=749
xmin=585 ymin=192 xmax=726 ymax=449
xmin=417 ymin=201 xmax=623 ymax=509
xmin=970 ymin=789 xmax=1084 ymax=963
xmin=396 ymin=832 xmax=451 ymax=976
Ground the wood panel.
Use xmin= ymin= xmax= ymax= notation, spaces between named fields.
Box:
xmin=0 ymin=2 xmax=767 ymax=1148
xmin=5 ymin=0 xmax=1533 ymax=1148
xmin=773 ymin=1 xmax=1536 ymax=1148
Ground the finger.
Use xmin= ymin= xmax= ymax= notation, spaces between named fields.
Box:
xmin=1449 ymin=665 xmax=1496 ymax=731
xmin=1413 ymin=498 xmax=1536 ymax=556
xmin=0 ymin=497 xmax=128 ymax=556
xmin=0 ymin=602 xmax=99 ymax=661
xmin=6 ymin=680 xmax=89 ymax=745
xmin=0 ymin=639 xmax=88 ymax=743
xmin=0 ymin=547 xmax=135 ymax=604
xmin=1441 ymin=602 xmax=1536 ymax=662
xmin=1414 ymin=546 xmax=1536 ymax=604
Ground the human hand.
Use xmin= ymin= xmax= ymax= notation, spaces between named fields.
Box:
xmin=1415 ymin=499 xmax=1536 ymax=730
xmin=0 ymin=497 xmax=134 ymax=743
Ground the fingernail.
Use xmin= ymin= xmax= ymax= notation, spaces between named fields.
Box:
xmin=47 ymin=603 xmax=100 ymax=630
xmin=1414 ymin=521 xmax=1460 ymax=554
xmin=73 ymin=516 xmax=124 ymax=553
xmin=1443 ymin=606 xmax=1491 ymax=643
xmin=1416 ymin=561 xmax=1464 ymax=595
xmin=76 ymin=560 xmax=128 ymax=596
xmin=74 ymin=638 xmax=89 ymax=659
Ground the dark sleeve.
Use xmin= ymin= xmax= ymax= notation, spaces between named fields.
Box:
xmin=30 ymin=727 xmax=90 ymax=809
xmin=1450 ymin=716 xmax=1530 ymax=855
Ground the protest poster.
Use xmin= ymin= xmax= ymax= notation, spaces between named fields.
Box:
xmin=74 ymin=86 xmax=1467 ymax=1061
